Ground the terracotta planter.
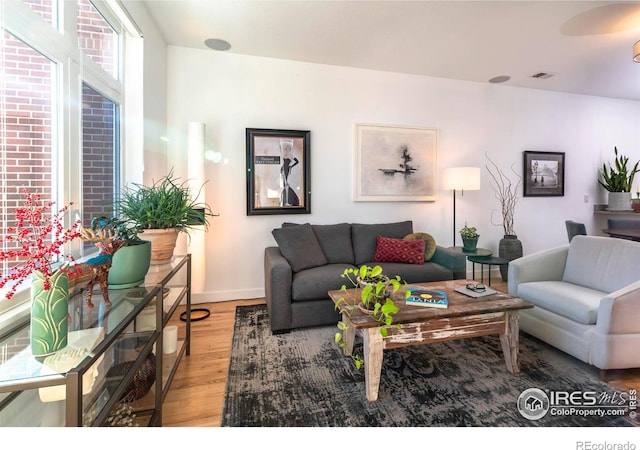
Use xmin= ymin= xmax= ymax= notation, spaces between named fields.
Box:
xmin=140 ymin=228 xmax=179 ymax=264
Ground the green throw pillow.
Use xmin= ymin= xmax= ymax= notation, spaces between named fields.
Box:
xmin=404 ymin=232 xmax=437 ymax=261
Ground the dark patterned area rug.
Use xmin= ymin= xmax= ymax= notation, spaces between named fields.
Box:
xmin=222 ymin=304 xmax=636 ymax=427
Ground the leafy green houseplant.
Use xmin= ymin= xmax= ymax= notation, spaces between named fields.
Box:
xmin=333 ymin=265 xmax=406 ymax=369
xmin=459 ymin=225 xmax=479 ymax=252
xmin=598 ymin=147 xmax=640 ymax=211
xmin=118 ymin=169 xmax=216 ymax=264
xmin=598 ymin=147 xmax=639 ymax=193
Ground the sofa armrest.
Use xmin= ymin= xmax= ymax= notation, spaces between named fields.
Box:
xmin=431 ymin=246 xmax=467 ymax=279
xmin=596 ymin=280 xmax=640 ymax=334
xmin=264 ymin=246 xmax=293 ymax=333
xmin=508 ymin=244 xmax=569 ymax=296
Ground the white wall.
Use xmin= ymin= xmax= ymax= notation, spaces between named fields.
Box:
xmin=163 ymin=46 xmax=640 ymax=303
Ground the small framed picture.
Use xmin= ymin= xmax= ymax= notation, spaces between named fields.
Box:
xmin=246 ymin=128 xmax=311 ymax=215
xmin=523 ymin=151 xmax=565 ymax=197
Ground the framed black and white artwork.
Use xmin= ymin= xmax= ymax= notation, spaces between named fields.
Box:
xmin=246 ymin=128 xmax=311 ymax=215
xmin=523 ymin=151 xmax=565 ymax=197
xmin=354 ymin=123 xmax=437 ymax=201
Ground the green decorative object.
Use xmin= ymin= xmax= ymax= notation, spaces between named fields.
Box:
xmin=30 ymin=269 xmax=69 ymax=357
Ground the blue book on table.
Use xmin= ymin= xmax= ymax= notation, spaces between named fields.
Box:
xmin=405 ymin=287 xmax=448 ymax=309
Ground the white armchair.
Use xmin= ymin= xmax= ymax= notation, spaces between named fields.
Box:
xmin=508 ymin=235 xmax=640 ymax=379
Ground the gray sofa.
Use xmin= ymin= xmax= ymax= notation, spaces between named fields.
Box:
xmin=264 ymin=220 xmax=467 ymax=333
xmin=508 ymin=235 xmax=640 ymax=376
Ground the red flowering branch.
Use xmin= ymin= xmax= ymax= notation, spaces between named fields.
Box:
xmin=0 ymin=189 xmax=81 ymax=300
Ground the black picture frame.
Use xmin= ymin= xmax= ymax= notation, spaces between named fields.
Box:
xmin=523 ymin=151 xmax=565 ymax=197
xmin=246 ymin=128 xmax=311 ymax=215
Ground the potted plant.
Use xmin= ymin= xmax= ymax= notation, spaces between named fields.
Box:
xmin=118 ymin=169 xmax=216 ymax=264
xmin=598 ymin=146 xmax=640 ymax=211
xmin=459 ymin=225 xmax=479 ymax=252
xmin=84 ymin=216 xmax=152 ymax=289
xmin=333 ymin=264 xmax=406 ymax=368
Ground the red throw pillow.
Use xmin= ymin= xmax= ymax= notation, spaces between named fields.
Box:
xmin=373 ymin=236 xmax=425 ymax=265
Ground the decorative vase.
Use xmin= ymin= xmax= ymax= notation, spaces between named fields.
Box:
xmin=30 ymin=269 xmax=69 ymax=357
xmin=607 ymin=192 xmax=632 ymax=211
xmin=108 ymin=240 xmax=152 ymax=289
xmin=141 ymin=228 xmax=179 ymax=264
xmin=461 ymin=236 xmax=479 ymax=252
xmin=498 ymin=235 xmax=523 ymax=281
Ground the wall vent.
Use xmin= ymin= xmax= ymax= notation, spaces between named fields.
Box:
xmin=531 ymin=72 xmax=555 ymax=79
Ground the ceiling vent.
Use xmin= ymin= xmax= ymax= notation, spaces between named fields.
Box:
xmin=531 ymin=72 xmax=555 ymax=79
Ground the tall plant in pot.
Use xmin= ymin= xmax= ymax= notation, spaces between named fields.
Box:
xmin=118 ymin=169 xmax=216 ymax=264
xmin=486 ymin=152 xmax=522 ymax=281
xmin=598 ymin=146 xmax=640 ymax=211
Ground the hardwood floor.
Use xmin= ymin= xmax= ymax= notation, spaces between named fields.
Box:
xmin=162 ymin=278 xmax=640 ymax=427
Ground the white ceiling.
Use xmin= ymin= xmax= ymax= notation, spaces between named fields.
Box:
xmin=139 ymin=0 xmax=640 ymax=101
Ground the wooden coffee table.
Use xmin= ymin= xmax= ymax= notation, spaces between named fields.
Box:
xmin=328 ymin=279 xmax=534 ymax=401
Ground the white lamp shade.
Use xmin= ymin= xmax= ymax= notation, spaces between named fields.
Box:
xmin=442 ymin=167 xmax=481 ymax=191
xmin=634 ymin=40 xmax=640 ymax=62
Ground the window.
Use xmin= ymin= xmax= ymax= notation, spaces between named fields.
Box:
xmin=0 ymin=0 xmax=141 ymax=323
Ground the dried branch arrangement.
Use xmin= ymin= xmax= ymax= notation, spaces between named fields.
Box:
xmin=485 ymin=152 xmax=522 ymax=236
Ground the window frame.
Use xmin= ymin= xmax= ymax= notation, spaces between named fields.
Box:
xmin=0 ymin=0 xmax=142 ymax=330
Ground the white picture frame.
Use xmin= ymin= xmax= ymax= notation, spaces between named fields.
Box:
xmin=354 ymin=123 xmax=437 ymax=201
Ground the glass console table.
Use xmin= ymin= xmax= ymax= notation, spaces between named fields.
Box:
xmin=0 ymin=254 xmax=191 ymax=427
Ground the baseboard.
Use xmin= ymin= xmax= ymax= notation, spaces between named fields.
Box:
xmin=191 ymin=288 xmax=265 ymax=304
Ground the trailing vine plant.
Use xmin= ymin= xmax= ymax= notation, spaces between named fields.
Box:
xmin=333 ymin=265 xmax=406 ymax=369
xmin=485 ymin=152 xmax=522 ymax=236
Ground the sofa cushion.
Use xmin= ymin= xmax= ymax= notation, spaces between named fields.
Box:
xmin=272 ymin=224 xmax=328 ymax=272
xmin=291 ymin=263 xmax=357 ymax=301
xmin=369 ymin=261 xmax=454 ymax=284
xmin=373 ymin=236 xmax=425 ymax=264
xmin=404 ymin=232 xmax=437 ymax=261
xmin=562 ymin=235 xmax=640 ymax=293
xmin=312 ymin=223 xmax=355 ymax=264
xmin=352 ymin=221 xmax=414 ymax=265
xmin=516 ymin=280 xmax=604 ymax=325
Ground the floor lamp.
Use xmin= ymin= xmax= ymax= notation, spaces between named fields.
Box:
xmin=442 ymin=167 xmax=481 ymax=247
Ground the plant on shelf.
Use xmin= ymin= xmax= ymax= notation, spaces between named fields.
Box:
xmin=0 ymin=189 xmax=82 ymax=356
xmin=333 ymin=264 xmax=407 ymax=369
xmin=82 ymin=216 xmax=152 ymax=290
xmin=459 ymin=225 xmax=479 ymax=252
xmin=118 ymin=169 xmax=217 ymax=264
xmin=598 ymin=147 xmax=639 ymax=212
xmin=598 ymin=147 xmax=639 ymax=193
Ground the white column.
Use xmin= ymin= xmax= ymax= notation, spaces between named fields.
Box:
xmin=187 ymin=122 xmax=206 ymax=294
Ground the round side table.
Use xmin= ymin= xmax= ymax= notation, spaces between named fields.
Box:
xmin=448 ymin=246 xmax=493 ymax=258
xmin=467 ymin=255 xmax=509 ymax=286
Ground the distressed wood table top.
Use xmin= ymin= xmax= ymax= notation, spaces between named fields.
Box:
xmin=328 ymin=279 xmax=534 ymax=329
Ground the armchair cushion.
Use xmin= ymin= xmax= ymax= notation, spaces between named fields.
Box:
xmin=517 ymin=281 xmax=604 ymax=325
xmin=272 ymin=224 xmax=328 ymax=272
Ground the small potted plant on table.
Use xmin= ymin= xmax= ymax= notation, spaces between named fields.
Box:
xmin=459 ymin=225 xmax=479 ymax=252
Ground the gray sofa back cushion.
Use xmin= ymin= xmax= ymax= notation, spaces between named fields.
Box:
xmin=312 ymin=223 xmax=355 ymax=264
xmin=272 ymin=223 xmax=328 ymax=272
xmin=562 ymin=235 xmax=640 ymax=293
xmin=352 ymin=221 xmax=414 ymax=265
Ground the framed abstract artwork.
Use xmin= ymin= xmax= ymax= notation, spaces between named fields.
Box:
xmin=523 ymin=151 xmax=565 ymax=197
xmin=354 ymin=123 xmax=437 ymax=201
xmin=246 ymin=128 xmax=311 ymax=215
